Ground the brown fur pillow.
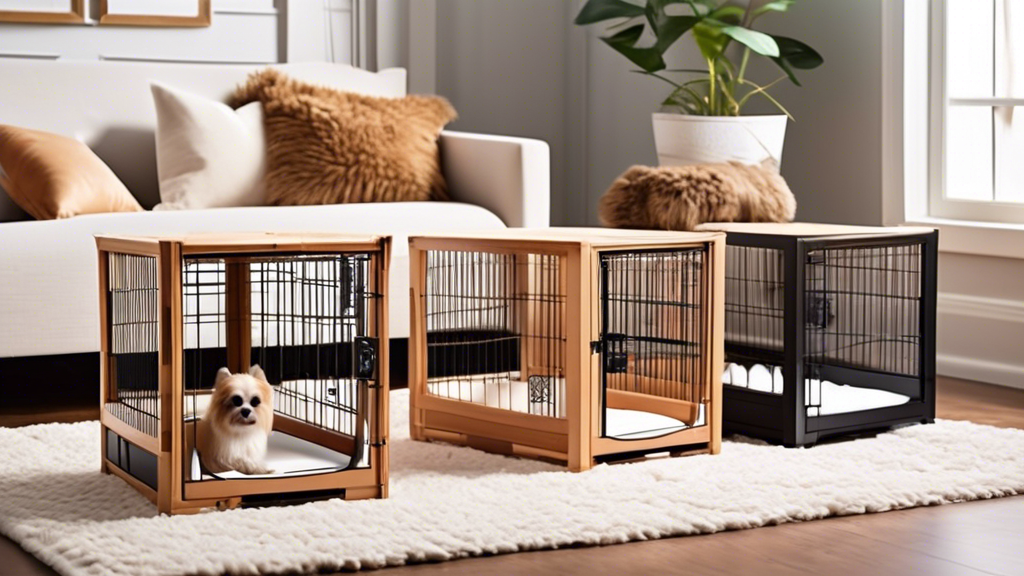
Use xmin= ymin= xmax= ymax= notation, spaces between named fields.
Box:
xmin=599 ymin=161 xmax=796 ymax=231
xmin=229 ymin=69 xmax=457 ymax=205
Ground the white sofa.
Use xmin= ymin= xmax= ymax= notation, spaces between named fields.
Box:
xmin=0 ymin=60 xmax=549 ymax=369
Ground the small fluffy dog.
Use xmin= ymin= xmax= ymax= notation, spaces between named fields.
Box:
xmin=196 ymin=365 xmax=274 ymax=475
xmin=599 ymin=160 xmax=797 ymax=231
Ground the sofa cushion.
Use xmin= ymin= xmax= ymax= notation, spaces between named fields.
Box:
xmin=151 ymin=83 xmax=267 ymax=210
xmin=0 ymin=202 xmax=505 ymax=357
xmin=0 ymin=125 xmax=143 ymax=220
xmin=229 ymin=69 xmax=457 ymax=206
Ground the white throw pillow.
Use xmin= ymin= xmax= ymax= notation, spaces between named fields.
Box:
xmin=151 ymin=82 xmax=266 ymax=210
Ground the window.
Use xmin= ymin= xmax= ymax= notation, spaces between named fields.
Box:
xmin=908 ymin=0 xmax=1024 ymax=224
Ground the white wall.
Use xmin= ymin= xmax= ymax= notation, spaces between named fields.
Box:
xmin=0 ymin=0 xmax=371 ymax=65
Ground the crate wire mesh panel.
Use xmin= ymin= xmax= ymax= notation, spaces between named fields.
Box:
xmin=106 ymin=253 xmax=161 ymax=438
xmin=181 ymin=254 xmax=375 ymax=482
xmin=409 ymin=229 xmax=724 ymax=472
xmin=424 ymin=250 xmax=566 ymax=418
xmin=98 ymin=233 xmax=390 ymax=515
xmin=804 ymin=243 xmax=922 ymax=379
xmin=600 ymin=249 xmax=707 ymax=438
xmin=701 ymin=223 xmax=937 ymax=447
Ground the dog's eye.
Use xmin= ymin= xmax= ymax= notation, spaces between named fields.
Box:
xmin=250 ymin=396 xmax=261 ymax=408
xmin=231 ymin=395 xmax=243 ymax=407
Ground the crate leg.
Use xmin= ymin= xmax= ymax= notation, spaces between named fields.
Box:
xmin=345 ymin=486 xmax=382 ymax=501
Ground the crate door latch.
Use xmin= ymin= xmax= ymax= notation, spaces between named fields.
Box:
xmin=592 ymin=333 xmax=628 ymax=374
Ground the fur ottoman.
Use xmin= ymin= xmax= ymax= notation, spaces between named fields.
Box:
xmin=599 ymin=161 xmax=796 ymax=231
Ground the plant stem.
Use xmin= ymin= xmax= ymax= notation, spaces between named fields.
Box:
xmin=707 ymin=58 xmax=717 ymax=115
xmin=738 ymin=48 xmax=750 ymax=84
xmin=641 ymin=71 xmax=685 ymax=89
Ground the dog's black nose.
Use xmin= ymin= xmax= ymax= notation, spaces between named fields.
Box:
xmin=240 ymin=408 xmax=251 ymax=418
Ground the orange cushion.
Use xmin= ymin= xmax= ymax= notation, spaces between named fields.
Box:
xmin=0 ymin=125 xmax=142 ymax=220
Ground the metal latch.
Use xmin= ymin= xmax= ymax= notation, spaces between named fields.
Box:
xmin=597 ymin=333 xmax=629 ymax=374
xmin=355 ymin=337 xmax=378 ymax=379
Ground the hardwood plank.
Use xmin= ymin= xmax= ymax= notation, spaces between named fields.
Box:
xmin=0 ymin=406 xmax=97 ymax=428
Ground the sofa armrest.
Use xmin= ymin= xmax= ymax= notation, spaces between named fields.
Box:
xmin=439 ymin=131 xmax=550 ymax=228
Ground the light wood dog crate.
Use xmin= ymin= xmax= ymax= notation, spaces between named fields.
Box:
xmin=96 ymin=233 xmax=391 ymax=514
xmin=408 ymin=228 xmax=725 ymax=471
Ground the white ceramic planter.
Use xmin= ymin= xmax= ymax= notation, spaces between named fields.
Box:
xmin=652 ymin=113 xmax=788 ymax=167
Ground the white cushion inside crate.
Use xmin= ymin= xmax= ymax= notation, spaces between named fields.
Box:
xmin=180 ymin=379 xmax=365 ymax=481
xmin=723 ymin=363 xmax=911 ymax=417
xmin=188 ymin=430 xmax=354 ymax=481
xmin=426 ymin=375 xmax=704 ymax=440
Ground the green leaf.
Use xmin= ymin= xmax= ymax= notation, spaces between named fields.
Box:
xmin=709 ymin=5 xmax=745 ymax=23
xmin=768 ymin=35 xmax=823 ymax=85
xmin=692 ymin=21 xmax=730 ymax=62
xmin=752 ymin=0 xmax=795 ymax=19
xmin=601 ymin=24 xmax=666 ymax=72
xmin=642 ymin=0 xmax=701 ymax=53
xmin=653 ymin=16 xmax=701 ymax=51
xmin=704 ymin=19 xmax=780 ymax=57
xmin=574 ymin=0 xmax=646 ymax=25
xmin=772 ymin=35 xmax=823 ymax=69
xmin=772 ymin=56 xmax=801 ymax=86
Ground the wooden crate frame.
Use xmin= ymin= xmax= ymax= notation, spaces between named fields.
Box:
xmin=408 ymin=229 xmax=725 ymax=471
xmin=97 ymin=233 xmax=391 ymax=514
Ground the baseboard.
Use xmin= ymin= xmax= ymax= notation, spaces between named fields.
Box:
xmin=937 ymin=293 xmax=1024 ymax=323
xmin=937 ymin=292 xmax=1024 ymax=390
xmin=937 ymin=354 xmax=1024 ymax=391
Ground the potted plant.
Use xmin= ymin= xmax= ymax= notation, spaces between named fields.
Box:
xmin=574 ymin=0 xmax=823 ymax=167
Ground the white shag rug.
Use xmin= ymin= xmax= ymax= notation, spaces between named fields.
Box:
xmin=2 ymin=390 xmax=1023 ymax=576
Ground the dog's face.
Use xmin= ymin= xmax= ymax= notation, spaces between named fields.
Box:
xmin=208 ymin=366 xmax=274 ymax=436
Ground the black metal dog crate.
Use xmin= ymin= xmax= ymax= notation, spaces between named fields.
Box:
xmin=697 ymin=223 xmax=938 ymax=447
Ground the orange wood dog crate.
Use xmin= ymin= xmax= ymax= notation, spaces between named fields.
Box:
xmin=96 ymin=233 xmax=390 ymax=514
xmin=408 ymin=228 xmax=725 ymax=471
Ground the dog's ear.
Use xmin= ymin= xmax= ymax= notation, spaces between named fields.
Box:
xmin=249 ymin=364 xmax=268 ymax=382
xmin=215 ymin=367 xmax=231 ymax=387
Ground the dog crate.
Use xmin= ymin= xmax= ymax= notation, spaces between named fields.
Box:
xmin=696 ymin=223 xmax=938 ymax=447
xmin=408 ymin=228 xmax=725 ymax=471
xmin=97 ymin=233 xmax=390 ymax=514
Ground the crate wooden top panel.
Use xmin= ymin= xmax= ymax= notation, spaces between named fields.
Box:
xmin=695 ymin=222 xmax=936 ymax=237
xmin=410 ymin=227 xmax=722 ymax=249
xmin=96 ymin=232 xmax=389 ymax=255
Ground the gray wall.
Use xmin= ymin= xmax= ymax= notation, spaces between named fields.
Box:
xmin=435 ymin=0 xmax=886 ymax=226
xmin=752 ymin=0 xmax=884 ymax=225
xmin=435 ymin=0 xmax=574 ymax=225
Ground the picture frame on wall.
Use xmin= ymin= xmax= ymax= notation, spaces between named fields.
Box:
xmin=0 ymin=0 xmax=85 ymax=24
xmin=99 ymin=0 xmax=210 ymax=27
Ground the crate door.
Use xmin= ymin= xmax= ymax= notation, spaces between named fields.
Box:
xmin=248 ymin=253 xmax=379 ymax=472
xmin=598 ymin=249 xmax=708 ymax=441
xmin=800 ymin=236 xmax=931 ymax=417
xmin=181 ymin=252 xmax=379 ymax=486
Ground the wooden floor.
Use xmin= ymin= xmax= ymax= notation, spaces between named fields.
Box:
xmin=2 ymin=376 xmax=1023 ymax=576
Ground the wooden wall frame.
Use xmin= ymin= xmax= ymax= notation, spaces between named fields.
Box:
xmin=0 ymin=0 xmax=84 ymax=24
xmin=99 ymin=0 xmax=210 ymax=27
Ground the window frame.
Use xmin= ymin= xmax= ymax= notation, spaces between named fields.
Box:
xmin=926 ymin=0 xmax=1024 ymax=224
